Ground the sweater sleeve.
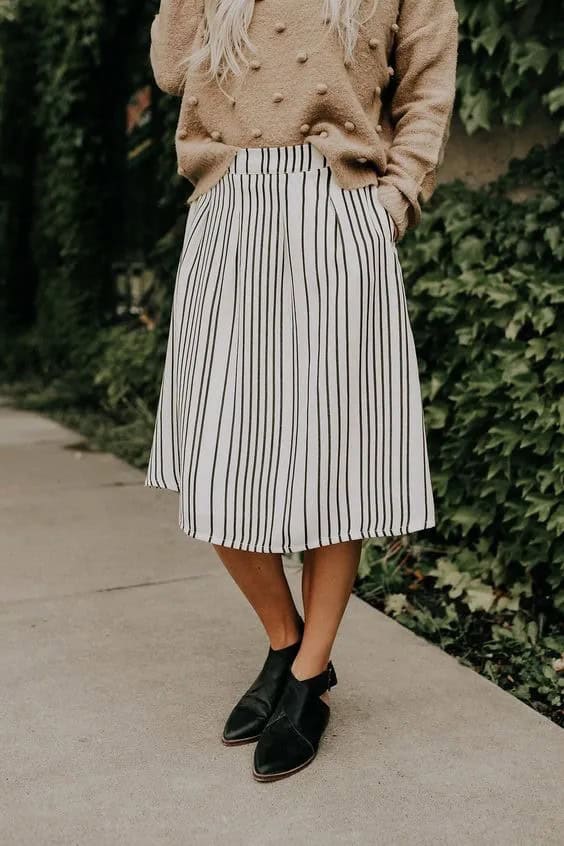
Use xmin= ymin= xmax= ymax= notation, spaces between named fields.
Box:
xmin=377 ymin=0 xmax=459 ymax=240
xmin=150 ymin=0 xmax=204 ymax=96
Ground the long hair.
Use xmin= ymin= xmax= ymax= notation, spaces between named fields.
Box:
xmin=184 ymin=0 xmax=378 ymax=86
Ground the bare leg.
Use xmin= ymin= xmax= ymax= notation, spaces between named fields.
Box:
xmin=294 ymin=540 xmax=363 ymax=699
xmin=213 ymin=544 xmax=302 ymax=649
xmin=301 ymin=551 xmax=313 ymax=620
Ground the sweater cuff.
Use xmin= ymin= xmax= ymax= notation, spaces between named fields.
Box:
xmin=376 ymin=183 xmax=412 ymax=241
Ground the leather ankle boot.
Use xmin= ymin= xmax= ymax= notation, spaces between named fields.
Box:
xmin=222 ymin=620 xmax=304 ymax=746
xmin=252 ymin=661 xmax=337 ymax=780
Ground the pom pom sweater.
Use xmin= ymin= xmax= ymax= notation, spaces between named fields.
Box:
xmin=150 ymin=0 xmax=459 ymax=240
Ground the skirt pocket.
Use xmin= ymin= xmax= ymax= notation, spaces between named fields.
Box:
xmin=370 ymin=185 xmax=398 ymax=244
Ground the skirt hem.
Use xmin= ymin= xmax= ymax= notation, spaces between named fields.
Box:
xmin=144 ymin=479 xmax=435 ymax=554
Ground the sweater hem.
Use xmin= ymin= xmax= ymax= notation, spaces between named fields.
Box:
xmin=185 ymin=142 xmax=384 ymax=205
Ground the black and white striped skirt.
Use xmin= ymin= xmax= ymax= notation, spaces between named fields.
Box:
xmin=145 ymin=142 xmax=435 ymax=553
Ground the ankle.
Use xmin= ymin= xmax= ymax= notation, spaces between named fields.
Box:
xmin=268 ymin=616 xmax=303 ymax=651
xmin=291 ymin=654 xmax=331 ymax=681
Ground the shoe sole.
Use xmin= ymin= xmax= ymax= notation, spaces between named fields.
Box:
xmin=252 ymin=753 xmax=316 ymax=782
xmin=221 ymin=733 xmax=261 ymax=747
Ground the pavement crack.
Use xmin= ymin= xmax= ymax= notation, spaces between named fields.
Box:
xmin=95 ymin=575 xmax=209 ymax=593
xmin=1 ymin=572 xmax=219 ymax=607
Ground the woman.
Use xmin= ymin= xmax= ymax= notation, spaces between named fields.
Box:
xmin=145 ymin=0 xmax=458 ymax=782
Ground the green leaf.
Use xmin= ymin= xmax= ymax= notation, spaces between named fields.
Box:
xmin=547 ymin=506 xmax=564 ymax=535
xmin=524 ymin=494 xmax=556 ymax=523
xmin=430 ymin=557 xmax=465 ymax=590
xmin=459 ymin=89 xmax=494 ymax=134
xmin=464 ymin=581 xmax=496 ymax=613
xmin=449 ymin=507 xmax=485 ymax=535
xmin=426 ymin=403 xmax=449 ymax=429
xmin=384 ymin=593 xmax=409 ymax=616
xmin=510 ymin=41 xmax=552 ymax=76
xmin=545 ymin=85 xmax=564 ymax=114
xmin=474 ymin=25 xmax=505 ymax=57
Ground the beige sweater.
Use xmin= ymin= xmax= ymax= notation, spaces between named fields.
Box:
xmin=150 ymin=0 xmax=459 ymax=239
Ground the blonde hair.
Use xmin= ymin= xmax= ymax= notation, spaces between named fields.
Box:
xmin=184 ymin=0 xmax=378 ymax=86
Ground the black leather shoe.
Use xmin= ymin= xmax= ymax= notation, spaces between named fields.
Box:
xmin=222 ymin=621 xmax=304 ymax=746
xmin=252 ymin=661 xmax=337 ymax=781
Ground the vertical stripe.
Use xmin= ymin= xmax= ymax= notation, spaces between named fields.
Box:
xmin=326 ymin=177 xmax=353 ymax=540
xmin=145 ymin=142 xmax=435 ymax=552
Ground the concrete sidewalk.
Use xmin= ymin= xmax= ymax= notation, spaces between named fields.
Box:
xmin=1 ymin=402 xmax=563 ymax=846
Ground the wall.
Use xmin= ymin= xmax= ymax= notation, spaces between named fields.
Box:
xmin=440 ymin=113 xmax=559 ymax=187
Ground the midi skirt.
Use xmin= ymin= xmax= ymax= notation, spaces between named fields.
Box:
xmin=144 ymin=142 xmax=435 ymax=553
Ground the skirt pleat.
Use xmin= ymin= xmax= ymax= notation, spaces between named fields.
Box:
xmin=145 ymin=142 xmax=435 ymax=553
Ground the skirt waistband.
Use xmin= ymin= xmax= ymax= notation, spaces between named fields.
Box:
xmin=227 ymin=142 xmax=328 ymax=175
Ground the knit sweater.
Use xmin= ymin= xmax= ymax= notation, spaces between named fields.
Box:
xmin=150 ymin=0 xmax=459 ymax=240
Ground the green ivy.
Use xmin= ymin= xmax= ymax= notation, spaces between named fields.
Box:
xmin=358 ymin=140 xmax=564 ymax=724
xmin=405 ymin=142 xmax=564 ymax=614
xmin=0 ymin=0 xmax=40 ymax=330
xmin=456 ymin=0 xmax=564 ymax=133
xmin=0 ymin=0 xmax=153 ymax=371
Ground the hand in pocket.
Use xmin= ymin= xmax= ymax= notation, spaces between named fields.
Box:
xmin=385 ymin=210 xmax=398 ymax=243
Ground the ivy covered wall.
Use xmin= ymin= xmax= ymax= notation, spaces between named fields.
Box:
xmin=0 ymin=0 xmax=159 ymax=370
xmin=456 ymin=0 xmax=564 ymax=134
xmin=0 ymin=0 xmax=39 ymax=331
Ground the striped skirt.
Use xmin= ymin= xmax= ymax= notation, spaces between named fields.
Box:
xmin=144 ymin=142 xmax=435 ymax=553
